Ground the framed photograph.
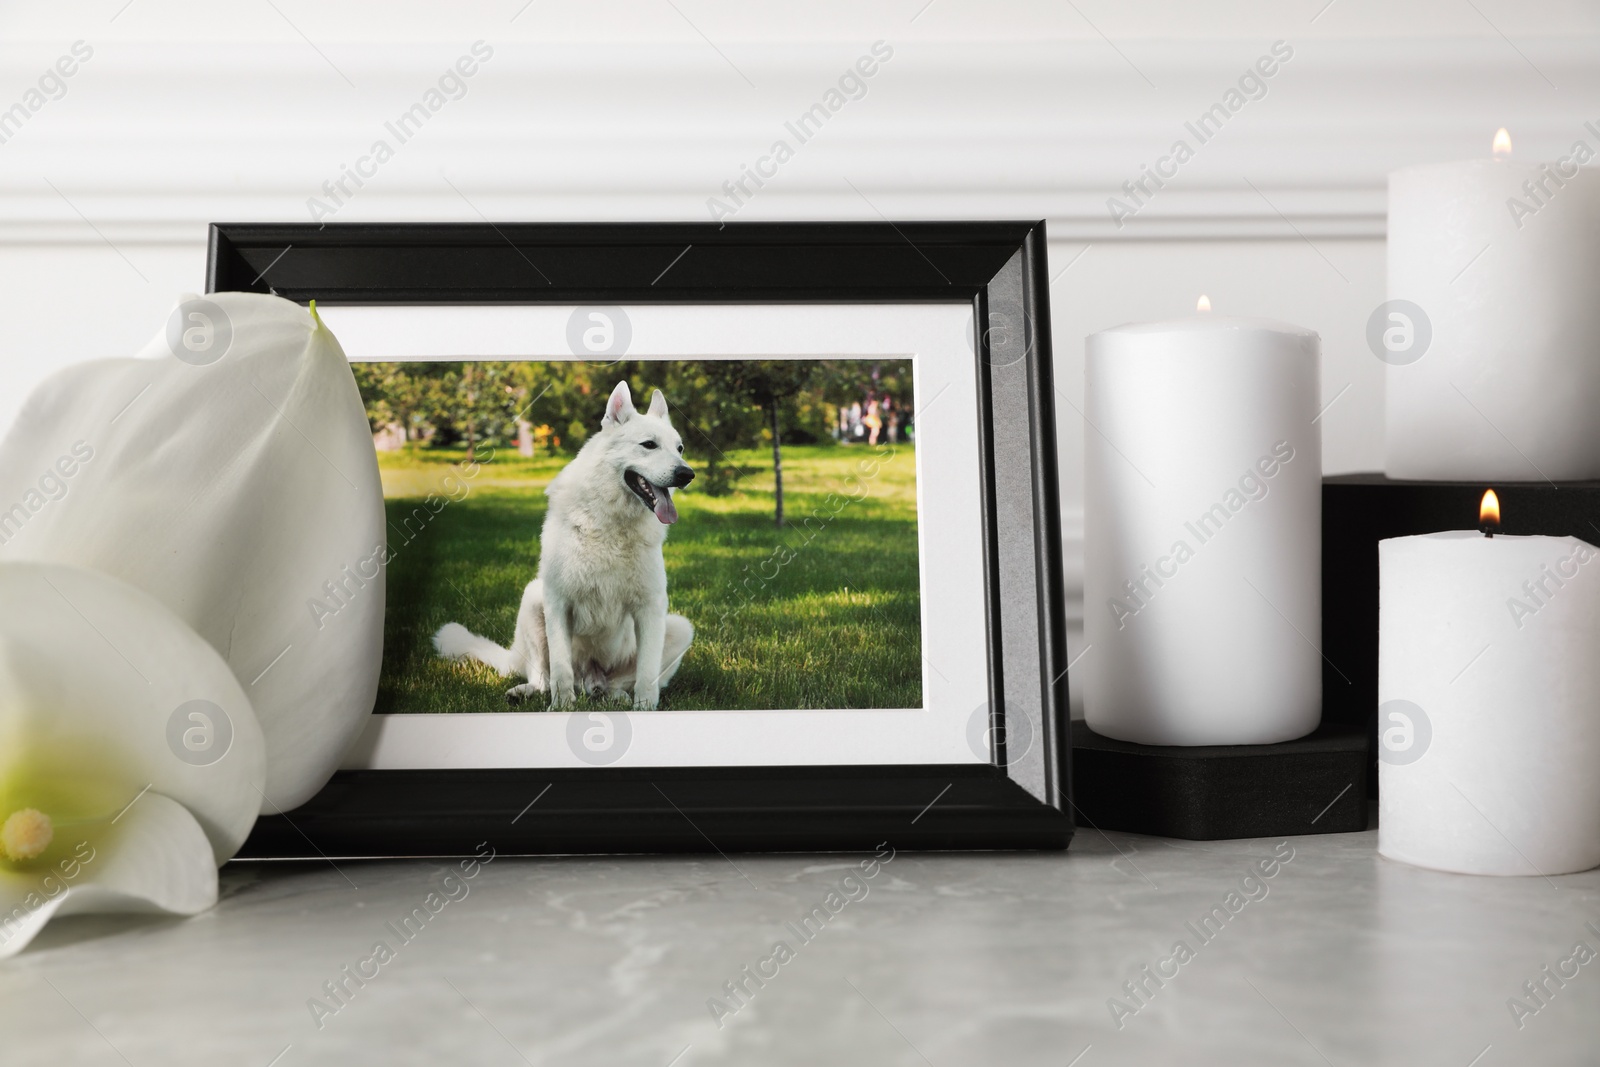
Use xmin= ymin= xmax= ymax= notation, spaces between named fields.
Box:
xmin=208 ymin=221 xmax=1072 ymax=855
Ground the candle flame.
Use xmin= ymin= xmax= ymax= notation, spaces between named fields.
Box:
xmin=1196 ymin=294 xmax=1212 ymax=313
xmin=1480 ymin=488 xmax=1501 ymax=528
xmin=1492 ymin=128 xmax=1512 ymax=159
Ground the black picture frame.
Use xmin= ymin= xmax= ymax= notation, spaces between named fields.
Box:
xmin=208 ymin=221 xmax=1072 ymax=856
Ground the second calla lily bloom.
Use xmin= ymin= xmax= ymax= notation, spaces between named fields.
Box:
xmin=0 ymin=561 xmax=265 ymax=959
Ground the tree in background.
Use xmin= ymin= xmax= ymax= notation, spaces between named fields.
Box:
xmin=351 ymin=362 xmax=457 ymax=443
xmin=453 ymin=362 xmax=484 ymax=461
xmin=502 ymin=360 xmax=611 ymax=455
xmin=698 ymin=361 xmax=818 ymax=527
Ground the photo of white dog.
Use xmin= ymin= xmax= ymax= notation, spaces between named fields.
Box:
xmin=432 ymin=381 xmax=696 ymax=710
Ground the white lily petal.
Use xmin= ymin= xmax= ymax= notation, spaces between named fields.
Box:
xmin=0 ymin=792 xmax=218 ymax=960
xmin=0 ymin=293 xmax=385 ymax=810
xmin=0 ymin=562 xmax=264 ymax=956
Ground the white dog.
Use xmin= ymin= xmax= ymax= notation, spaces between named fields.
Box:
xmin=433 ymin=381 xmax=695 ymax=710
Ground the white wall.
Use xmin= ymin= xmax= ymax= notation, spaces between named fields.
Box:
xmin=3 ymin=2 xmax=1596 ymax=702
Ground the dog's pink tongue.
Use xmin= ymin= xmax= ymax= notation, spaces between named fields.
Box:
xmin=654 ymin=493 xmax=679 ymax=525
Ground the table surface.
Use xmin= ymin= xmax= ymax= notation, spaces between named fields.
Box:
xmin=5 ymin=816 xmax=1598 ymax=1066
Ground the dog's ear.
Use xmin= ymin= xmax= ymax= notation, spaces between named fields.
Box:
xmin=646 ymin=389 xmax=670 ymax=423
xmin=602 ymin=381 xmax=635 ymax=428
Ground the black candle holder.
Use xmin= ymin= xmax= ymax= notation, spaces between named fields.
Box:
xmin=1322 ymin=473 xmax=1600 ymax=797
xmin=1070 ymin=720 xmax=1369 ymax=840
xmin=1069 ymin=472 xmax=1600 ymax=840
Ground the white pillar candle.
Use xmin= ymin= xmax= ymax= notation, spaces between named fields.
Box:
xmin=1379 ymin=527 xmax=1600 ymax=876
xmin=1385 ymin=133 xmax=1600 ymax=479
xmin=1084 ymin=316 xmax=1322 ymax=746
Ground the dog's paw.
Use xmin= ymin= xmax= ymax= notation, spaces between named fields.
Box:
xmin=549 ymin=686 xmax=577 ymax=711
xmin=506 ymin=683 xmax=542 ymax=705
xmin=632 ymin=691 xmax=660 ymax=711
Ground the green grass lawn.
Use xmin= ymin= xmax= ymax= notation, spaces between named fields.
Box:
xmin=373 ymin=442 xmax=922 ymax=713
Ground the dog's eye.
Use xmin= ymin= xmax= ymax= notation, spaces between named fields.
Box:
xmin=676 ymin=443 xmax=683 ymax=454
xmin=641 ymin=440 xmax=659 ymax=450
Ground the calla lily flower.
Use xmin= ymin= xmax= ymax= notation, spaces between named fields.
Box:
xmin=0 ymin=293 xmax=385 ymax=810
xmin=0 ymin=561 xmax=264 ymax=959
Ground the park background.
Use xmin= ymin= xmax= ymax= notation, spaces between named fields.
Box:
xmin=355 ymin=357 xmax=924 ymax=713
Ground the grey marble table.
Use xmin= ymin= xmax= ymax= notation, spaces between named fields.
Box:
xmin=4 ymin=817 xmax=1598 ymax=1066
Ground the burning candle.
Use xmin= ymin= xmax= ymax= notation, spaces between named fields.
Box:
xmin=1385 ymin=128 xmax=1600 ymax=480
xmin=1084 ymin=313 xmax=1322 ymax=745
xmin=1379 ymin=491 xmax=1600 ymax=875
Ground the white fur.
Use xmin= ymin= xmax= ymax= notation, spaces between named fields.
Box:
xmin=433 ymin=382 xmax=695 ymax=710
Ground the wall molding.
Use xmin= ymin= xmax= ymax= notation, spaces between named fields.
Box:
xmin=1 ymin=37 xmax=1594 ymax=245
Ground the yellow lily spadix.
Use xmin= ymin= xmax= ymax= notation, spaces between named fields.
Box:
xmin=0 ymin=562 xmax=264 ymax=959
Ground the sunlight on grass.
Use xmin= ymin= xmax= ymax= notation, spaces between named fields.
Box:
xmin=373 ymin=442 xmax=922 ymax=713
